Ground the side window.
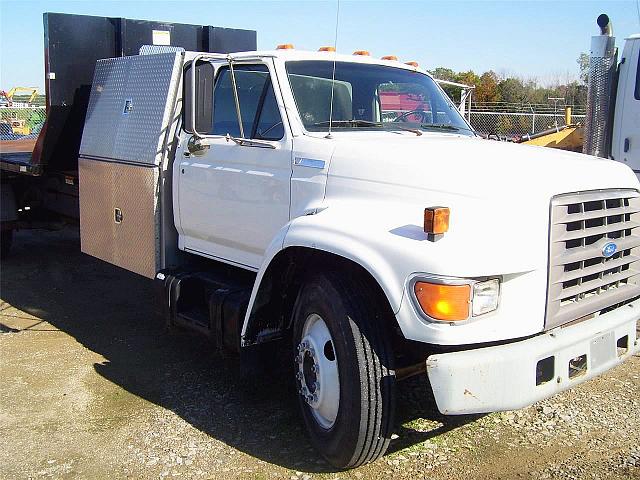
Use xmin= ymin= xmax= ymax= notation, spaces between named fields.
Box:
xmin=211 ymin=64 xmax=284 ymax=140
xmin=255 ymin=83 xmax=284 ymax=140
xmin=635 ymin=52 xmax=640 ymax=101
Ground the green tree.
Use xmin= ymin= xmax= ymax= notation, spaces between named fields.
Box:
xmin=476 ymin=71 xmax=499 ymax=103
xmin=497 ymin=77 xmax=526 ymax=104
xmin=577 ymin=52 xmax=589 ymax=84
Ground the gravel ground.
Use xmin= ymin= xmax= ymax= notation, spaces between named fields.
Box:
xmin=1 ymin=228 xmax=639 ymax=480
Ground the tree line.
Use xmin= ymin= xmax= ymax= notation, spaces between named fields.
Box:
xmin=429 ymin=53 xmax=589 ymax=110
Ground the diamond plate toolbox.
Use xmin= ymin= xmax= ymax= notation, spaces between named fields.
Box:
xmin=79 ymin=159 xmax=159 ymax=278
xmin=78 ymin=52 xmax=182 ymax=278
xmin=80 ymin=52 xmax=182 ymax=165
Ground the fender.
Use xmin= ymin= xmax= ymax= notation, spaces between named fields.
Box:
xmin=241 ymin=195 xmax=555 ymax=347
xmin=240 ymin=208 xmax=404 ymax=347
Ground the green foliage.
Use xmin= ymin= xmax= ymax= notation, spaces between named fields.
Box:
xmin=428 ymin=56 xmax=588 ymax=108
xmin=476 ymin=71 xmax=499 ymax=103
xmin=577 ymin=52 xmax=589 ymax=84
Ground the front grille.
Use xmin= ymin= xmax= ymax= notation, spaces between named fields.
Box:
xmin=546 ymin=189 xmax=640 ymax=329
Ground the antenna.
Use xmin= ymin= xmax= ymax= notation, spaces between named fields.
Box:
xmin=326 ymin=0 xmax=341 ymax=139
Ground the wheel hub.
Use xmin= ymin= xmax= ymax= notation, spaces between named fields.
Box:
xmin=295 ymin=314 xmax=340 ymax=429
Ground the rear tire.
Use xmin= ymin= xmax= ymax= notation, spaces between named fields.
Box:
xmin=292 ymin=271 xmax=396 ymax=468
xmin=0 ymin=229 xmax=13 ymax=259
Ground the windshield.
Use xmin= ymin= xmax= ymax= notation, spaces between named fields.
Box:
xmin=285 ymin=60 xmax=474 ymax=135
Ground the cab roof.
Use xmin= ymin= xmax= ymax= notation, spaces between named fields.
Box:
xmin=193 ymin=48 xmax=431 ymax=76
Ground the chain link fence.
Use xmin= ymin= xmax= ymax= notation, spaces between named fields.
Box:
xmin=0 ymin=106 xmax=46 ymax=139
xmin=465 ymin=102 xmax=586 ymax=139
xmin=0 ymin=106 xmax=46 ymax=156
xmin=469 ymin=111 xmax=586 ymax=139
xmin=0 ymin=104 xmax=586 ymax=148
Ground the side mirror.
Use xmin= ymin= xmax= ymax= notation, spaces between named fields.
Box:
xmin=187 ymin=135 xmax=210 ymax=156
xmin=183 ymin=60 xmax=214 ymax=135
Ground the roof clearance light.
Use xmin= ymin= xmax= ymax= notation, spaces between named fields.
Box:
xmin=319 ymin=46 xmax=336 ymax=52
xmin=405 ymin=61 xmax=419 ymax=67
xmin=352 ymin=50 xmax=370 ymax=56
xmin=381 ymin=55 xmax=398 ymax=61
xmin=277 ymin=44 xmax=295 ymax=50
xmin=414 ymin=282 xmax=471 ymax=321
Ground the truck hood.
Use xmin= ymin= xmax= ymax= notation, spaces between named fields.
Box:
xmin=320 ymin=133 xmax=640 ymax=277
xmin=326 ymin=133 xmax=639 ymax=202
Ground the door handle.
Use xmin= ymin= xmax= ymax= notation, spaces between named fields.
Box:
xmin=624 ymin=138 xmax=630 ymax=153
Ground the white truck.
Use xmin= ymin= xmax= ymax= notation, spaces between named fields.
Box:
xmin=70 ymin=38 xmax=640 ymax=468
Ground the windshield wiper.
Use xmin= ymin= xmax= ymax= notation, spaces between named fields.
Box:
xmin=385 ymin=124 xmax=422 ymax=136
xmin=420 ymin=123 xmax=465 ymax=132
xmin=313 ymin=120 xmax=383 ymax=128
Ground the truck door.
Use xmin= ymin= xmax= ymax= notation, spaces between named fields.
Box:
xmin=612 ymin=38 xmax=640 ymax=171
xmin=176 ymin=61 xmax=291 ymax=270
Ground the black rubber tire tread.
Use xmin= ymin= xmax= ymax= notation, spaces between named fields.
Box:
xmin=0 ymin=229 xmax=13 ymax=259
xmin=292 ymin=270 xmax=396 ymax=469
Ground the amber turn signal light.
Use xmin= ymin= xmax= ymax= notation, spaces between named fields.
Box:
xmin=414 ymin=282 xmax=471 ymax=321
xmin=424 ymin=207 xmax=450 ymax=235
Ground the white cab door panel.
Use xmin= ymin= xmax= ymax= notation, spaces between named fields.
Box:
xmin=177 ymin=62 xmax=292 ymax=269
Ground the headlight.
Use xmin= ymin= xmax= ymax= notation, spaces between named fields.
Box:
xmin=472 ymin=278 xmax=500 ymax=316
xmin=413 ymin=277 xmax=500 ymax=322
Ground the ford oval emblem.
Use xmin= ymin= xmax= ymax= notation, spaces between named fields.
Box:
xmin=602 ymin=242 xmax=617 ymax=258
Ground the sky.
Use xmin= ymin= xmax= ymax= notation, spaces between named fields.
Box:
xmin=1 ymin=0 xmax=639 ymax=92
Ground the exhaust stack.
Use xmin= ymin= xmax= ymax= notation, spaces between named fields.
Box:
xmin=583 ymin=14 xmax=617 ymax=158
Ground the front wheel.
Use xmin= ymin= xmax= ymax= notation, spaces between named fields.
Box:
xmin=292 ymin=272 xmax=396 ymax=468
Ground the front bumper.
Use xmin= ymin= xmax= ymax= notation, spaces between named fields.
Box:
xmin=426 ymin=299 xmax=640 ymax=415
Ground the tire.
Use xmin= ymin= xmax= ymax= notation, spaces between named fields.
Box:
xmin=291 ymin=271 xmax=396 ymax=469
xmin=0 ymin=229 xmax=13 ymax=259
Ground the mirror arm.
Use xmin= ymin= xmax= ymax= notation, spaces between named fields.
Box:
xmin=225 ymin=134 xmax=276 ymax=149
xmin=227 ymin=56 xmax=245 ymax=139
xmin=190 ymin=55 xmax=206 ymax=139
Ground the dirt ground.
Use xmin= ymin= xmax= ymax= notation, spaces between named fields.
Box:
xmin=1 ymin=228 xmax=639 ymax=480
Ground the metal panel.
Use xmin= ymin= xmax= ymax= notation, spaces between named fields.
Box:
xmin=139 ymin=45 xmax=185 ymax=55
xmin=583 ymin=35 xmax=617 ymax=158
xmin=79 ymin=158 xmax=159 ymax=278
xmin=80 ymin=52 xmax=182 ymax=166
xmin=207 ymin=26 xmax=257 ymax=53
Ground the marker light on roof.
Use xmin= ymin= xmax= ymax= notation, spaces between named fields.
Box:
xmin=318 ymin=46 xmax=336 ymax=52
xmin=381 ymin=55 xmax=398 ymax=61
xmin=352 ymin=50 xmax=370 ymax=56
xmin=405 ymin=61 xmax=419 ymax=67
xmin=276 ymin=44 xmax=295 ymax=50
